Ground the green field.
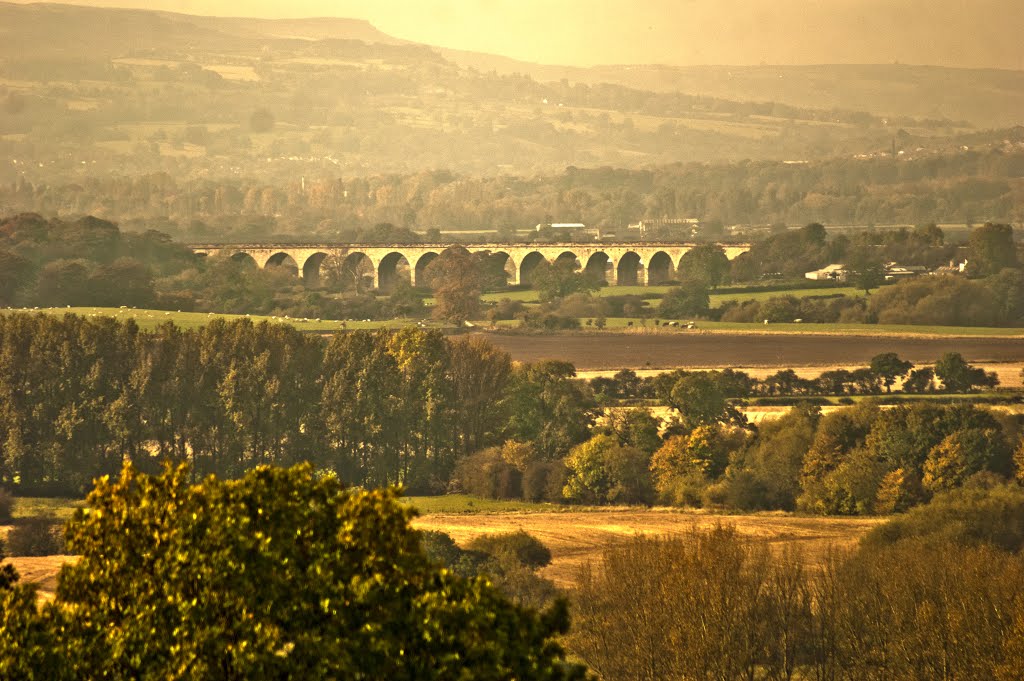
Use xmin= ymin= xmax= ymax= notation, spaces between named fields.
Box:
xmin=6 ymin=494 xmax=554 ymax=523
xmin=477 ymin=285 xmax=859 ymax=305
xmin=403 ymin=495 xmax=562 ymax=514
xmin=710 ymin=286 xmax=863 ymax=304
xmin=9 ymin=497 xmax=83 ymax=521
xmin=1 ymin=308 xmax=449 ymax=333
xmin=6 ymin=307 xmax=1022 ymax=339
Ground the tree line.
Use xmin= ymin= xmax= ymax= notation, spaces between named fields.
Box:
xmin=3 ymin=147 xmax=1021 ymax=242
xmin=588 ymin=353 xmax=997 ymax=404
xmin=457 ymin=362 xmax=1020 ymax=515
xmin=2 ymin=312 xmax=1017 ymax=516
xmin=8 ymin=212 xmax=1024 ymax=331
xmin=0 ymin=313 xmax=596 ymax=496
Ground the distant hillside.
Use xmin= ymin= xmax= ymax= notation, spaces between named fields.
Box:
xmin=162 ymin=14 xmax=407 ymax=45
xmin=0 ymin=2 xmax=1021 ymax=185
xmin=438 ymin=53 xmax=1024 ymax=130
xmin=2 ymin=2 xmax=1021 ymax=130
xmin=0 ymin=3 xmax=404 ymax=56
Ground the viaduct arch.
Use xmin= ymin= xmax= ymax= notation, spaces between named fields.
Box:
xmin=188 ymin=242 xmax=750 ymax=290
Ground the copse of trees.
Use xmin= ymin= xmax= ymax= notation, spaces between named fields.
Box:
xmin=0 ymin=214 xmax=439 ymax=321
xmin=565 ymin=361 xmax=1013 ymax=514
xmin=0 ymin=314 xmax=594 ymax=496
xmin=0 ymin=213 xmax=197 ymax=309
xmin=0 ymin=463 xmax=587 ymax=679
xmin=587 ymin=354 xmax=996 ymax=404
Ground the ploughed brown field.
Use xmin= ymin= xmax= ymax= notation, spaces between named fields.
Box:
xmin=413 ymin=510 xmax=882 ymax=587
xmin=476 ymin=332 xmax=1024 ymax=371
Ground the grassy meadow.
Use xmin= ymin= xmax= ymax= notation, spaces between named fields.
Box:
xmin=0 ymin=307 xmax=445 ymax=333
xmin=476 ymin=284 xmax=862 ymax=305
xmin=4 ymin=306 xmax=1023 ymax=338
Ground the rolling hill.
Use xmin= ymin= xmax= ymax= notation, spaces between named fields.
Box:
xmin=0 ymin=2 xmax=1020 ymax=184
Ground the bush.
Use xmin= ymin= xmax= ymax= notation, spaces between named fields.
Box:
xmin=487 ymin=298 xmax=526 ymax=322
xmin=6 ymin=517 xmax=64 ymax=556
xmin=418 ymin=530 xmax=488 ymax=578
xmin=419 ymin=529 xmax=557 ymax=609
xmin=467 ymin=530 xmax=552 ymax=569
xmin=522 ymin=461 xmax=568 ymax=502
xmin=862 ymin=481 xmax=1024 ymax=553
xmin=453 ymin=448 xmax=523 ymax=499
xmin=521 ymin=311 xmax=581 ymax=330
xmin=0 ymin=489 xmax=12 ymax=524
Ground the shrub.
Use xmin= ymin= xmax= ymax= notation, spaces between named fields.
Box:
xmin=467 ymin=530 xmax=552 ymax=569
xmin=862 ymin=481 xmax=1024 ymax=553
xmin=521 ymin=311 xmax=581 ymax=330
xmin=6 ymin=517 xmax=64 ymax=556
xmin=418 ymin=530 xmax=488 ymax=578
xmin=487 ymin=298 xmax=526 ymax=322
xmin=522 ymin=461 xmax=568 ymax=503
xmin=419 ymin=529 xmax=557 ymax=609
xmin=453 ymin=448 xmax=523 ymax=499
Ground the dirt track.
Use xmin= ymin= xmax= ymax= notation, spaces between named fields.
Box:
xmin=476 ymin=332 xmax=1024 ymax=370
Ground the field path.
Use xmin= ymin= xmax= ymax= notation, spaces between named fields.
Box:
xmin=413 ymin=510 xmax=882 ymax=587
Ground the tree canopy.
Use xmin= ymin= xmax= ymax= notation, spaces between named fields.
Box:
xmin=0 ymin=463 xmax=587 ymax=680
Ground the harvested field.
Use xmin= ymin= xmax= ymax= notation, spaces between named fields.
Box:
xmin=413 ymin=510 xmax=882 ymax=587
xmin=7 ymin=555 xmax=68 ymax=602
xmin=477 ymin=332 xmax=1024 ymax=371
xmin=10 ymin=511 xmax=881 ymax=597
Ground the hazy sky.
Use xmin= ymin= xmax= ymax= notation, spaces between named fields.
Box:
xmin=9 ymin=0 xmax=1024 ymax=69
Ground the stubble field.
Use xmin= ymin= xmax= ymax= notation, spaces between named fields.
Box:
xmin=6 ymin=504 xmax=881 ymax=598
xmin=413 ymin=509 xmax=881 ymax=587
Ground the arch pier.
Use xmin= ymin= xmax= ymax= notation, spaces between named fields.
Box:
xmin=187 ymin=243 xmax=750 ymax=291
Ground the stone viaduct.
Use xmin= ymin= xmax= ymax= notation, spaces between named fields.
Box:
xmin=187 ymin=242 xmax=751 ymax=290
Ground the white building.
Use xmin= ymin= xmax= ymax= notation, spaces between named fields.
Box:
xmin=805 ymin=264 xmax=848 ymax=282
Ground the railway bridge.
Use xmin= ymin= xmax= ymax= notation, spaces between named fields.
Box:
xmin=187 ymin=242 xmax=750 ymax=290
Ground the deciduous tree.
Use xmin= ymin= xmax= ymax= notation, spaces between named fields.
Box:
xmin=48 ymin=463 xmax=587 ymax=680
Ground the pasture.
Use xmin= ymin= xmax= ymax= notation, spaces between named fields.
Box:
xmin=0 ymin=307 xmax=442 ymax=333
xmin=477 ymin=284 xmax=860 ymax=305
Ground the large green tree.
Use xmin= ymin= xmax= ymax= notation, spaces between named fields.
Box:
xmin=967 ymin=222 xmax=1018 ymax=277
xmin=934 ymin=352 xmax=998 ymax=392
xmin=424 ymin=246 xmax=483 ymax=324
xmin=11 ymin=463 xmax=587 ymax=680
xmin=667 ymin=372 xmax=744 ymax=432
xmin=657 ymin=281 xmax=710 ymax=319
xmin=677 ymin=244 xmax=729 ymax=289
xmin=869 ymin=352 xmax=913 ymax=392
xmin=530 ymin=260 xmax=597 ymax=303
